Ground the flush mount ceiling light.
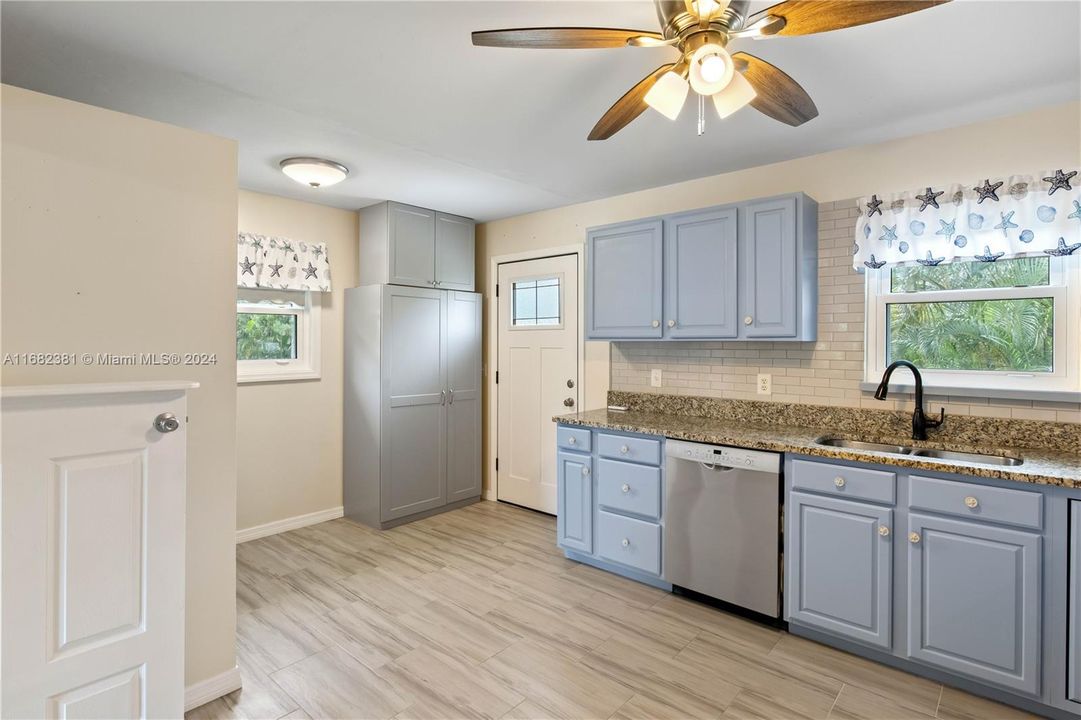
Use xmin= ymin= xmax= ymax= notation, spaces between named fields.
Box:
xmin=279 ymin=157 xmax=349 ymax=188
xmin=471 ymin=0 xmax=950 ymax=140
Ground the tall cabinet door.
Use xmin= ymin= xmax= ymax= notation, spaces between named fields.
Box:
xmin=1070 ymin=501 xmax=1081 ymax=703
xmin=381 ymin=285 xmax=447 ymax=521
xmin=435 ymin=212 xmax=475 ymax=291
xmin=586 ymin=220 xmax=663 ymax=339
xmin=446 ymin=291 xmax=482 ymax=503
xmin=787 ymin=492 xmax=893 ymax=649
xmin=906 ymin=513 xmax=1041 ymax=695
xmin=557 ymin=451 xmax=593 ymax=553
xmin=741 ymin=196 xmax=797 ymax=338
xmin=664 ymin=207 xmax=738 ymax=338
xmin=388 ymin=202 xmax=436 ymax=287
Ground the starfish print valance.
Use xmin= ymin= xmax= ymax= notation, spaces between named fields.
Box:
xmin=237 ymin=232 xmax=332 ymax=292
xmin=853 ymin=169 xmax=1080 ymax=271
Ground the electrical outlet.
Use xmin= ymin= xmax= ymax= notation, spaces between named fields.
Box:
xmin=651 ymin=369 xmax=663 ymax=388
xmin=757 ymin=373 xmax=772 ymax=395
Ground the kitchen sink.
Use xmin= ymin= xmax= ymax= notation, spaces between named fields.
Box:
xmin=814 ymin=436 xmax=1023 ymax=467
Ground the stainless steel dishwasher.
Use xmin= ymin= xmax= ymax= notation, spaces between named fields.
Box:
xmin=665 ymin=439 xmax=782 ymax=619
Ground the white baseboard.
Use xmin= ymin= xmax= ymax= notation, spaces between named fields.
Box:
xmin=236 ymin=505 xmax=344 ymax=544
xmin=483 ymin=488 xmax=497 ymax=502
xmin=185 ymin=665 xmax=242 ymax=712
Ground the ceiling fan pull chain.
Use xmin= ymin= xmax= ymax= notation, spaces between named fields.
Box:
xmin=697 ymin=93 xmax=706 ymax=136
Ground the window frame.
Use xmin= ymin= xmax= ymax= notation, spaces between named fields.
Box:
xmin=864 ymin=255 xmax=1079 ymax=396
xmin=236 ymin=288 xmax=321 ymax=383
xmin=507 ymin=272 xmax=566 ymax=331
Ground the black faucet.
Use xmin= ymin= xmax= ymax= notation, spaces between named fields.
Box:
xmin=874 ymin=360 xmax=945 ymax=441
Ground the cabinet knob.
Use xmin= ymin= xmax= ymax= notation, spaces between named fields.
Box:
xmin=621 ymin=538 xmax=630 ymax=548
xmin=909 ymin=531 xmax=921 ymax=544
xmin=833 ymin=476 xmax=846 ymax=488
xmin=621 ymin=483 xmax=631 ymax=493
xmin=620 ymin=445 xmax=629 ymax=454
xmin=964 ymin=496 xmax=979 ymax=509
xmin=744 ymin=315 xmax=753 ymax=326
xmin=651 ymin=320 xmax=660 ymax=328
xmin=878 ymin=525 xmax=891 ymax=537
xmin=582 ymin=466 xmax=590 ymax=477
xmin=567 ymin=436 xmax=576 ymax=445
xmin=667 ymin=320 xmax=676 ymax=328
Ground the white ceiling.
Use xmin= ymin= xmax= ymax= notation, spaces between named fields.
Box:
xmin=2 ymin=1 xmax=1078 ymax=222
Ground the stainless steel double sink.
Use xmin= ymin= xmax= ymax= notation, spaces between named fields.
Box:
xmin=815 ymin=437 xmax=1023 ymax=467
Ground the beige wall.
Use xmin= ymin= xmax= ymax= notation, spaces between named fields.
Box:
xmin=477 ymin=101 xmax=1081 ymax=490
xmin=0 ymin=86 xmax=239 ymax=688
xmin=235 ymin=190 xmax=358 ymax=532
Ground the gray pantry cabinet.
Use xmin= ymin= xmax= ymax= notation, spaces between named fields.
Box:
xmin=785 ymin=455 xmax=1081 ymax=717
xmin=586 ymin=192 xmax=817 ymax=341
xmin=359 ymin=201 xmax=476 ymax=291
xmin=344 ymin=285 xmax=481 ymax=528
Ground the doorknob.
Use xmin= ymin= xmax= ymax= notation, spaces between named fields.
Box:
xmin=563 ymin=397 xmax=575 ymax=407
xmin=566 ymin=379 xmax=575 ymax=389
xmin=154 ymin=412 xmax=180 ymax=433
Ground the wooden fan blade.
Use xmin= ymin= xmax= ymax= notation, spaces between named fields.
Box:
xmin=588 ymin=62 xmax=681 ymax=141
xmin=746 ymin=0 xmax=949 ymax=37
xmin=471 ymin=27 xmax=662 ymax=49
xmin=732 ymin=52 xmax=818 ymax=126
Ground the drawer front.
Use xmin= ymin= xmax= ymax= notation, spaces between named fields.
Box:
xmin=556 ymin=425 xmax=591 ymax=453
xmin=597 ymin=459 xmax=662 ymax=520
xmin=908 ymin=475 xmax=1042 ymax=530
xmin=597 ymin=432 xmax=662 ymax=466
xmin=791 ymin=459 xmax=896 ymax=505
xmin=596 ymin=511 xmax=662 ymax=576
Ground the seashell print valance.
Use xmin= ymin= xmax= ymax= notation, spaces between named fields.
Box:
xmin=237 ymin=232 xmax=332 ymax=291
xmin=852 ymin=169 xmax=1080 ymax=271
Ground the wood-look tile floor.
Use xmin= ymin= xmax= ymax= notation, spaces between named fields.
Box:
xmin=189 ymin=501 xmax=1042 ymax=720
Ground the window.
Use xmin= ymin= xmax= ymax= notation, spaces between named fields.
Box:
xmin=865 ymin=255 xmax=1079 ymax=395
xmin=512 ymin=276 xmax=561 ymax=327
xmin=237 ymin=288 xmax=320 ymax=382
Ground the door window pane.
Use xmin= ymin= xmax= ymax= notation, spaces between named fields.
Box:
xmin=886 ymin=297 xmax=1053 ymax=372
xmin=513 ymin=277 xmax=560 ymax=326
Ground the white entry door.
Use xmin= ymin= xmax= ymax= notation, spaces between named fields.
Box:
xmin=2 ymin=384 xmax=190 ymax=719
xmin=497 ymin=254 xmax=579 ymax=514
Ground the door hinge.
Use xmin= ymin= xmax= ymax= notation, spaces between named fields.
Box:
xmin=496 ymin=284 xmax=500 ymax=297
xmin=495 ymin=458 xmax=499 ymax=472
xmin=495 ymin=371 xmax=499 ymax=384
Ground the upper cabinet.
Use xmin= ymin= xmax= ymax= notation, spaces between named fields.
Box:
xmin=360 ymin=201 xmax=476 ymax=291
xmin=586 ymin=193 xmax=817 ymax=341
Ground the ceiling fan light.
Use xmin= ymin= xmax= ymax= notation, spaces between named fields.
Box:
xmin=644 ymin=71 xmax=690 ymax=121
xmin=280 ymin=157 xmax=349 ymax=188
xmin=711 ymin=71 xmax=756 ymax=119
xmin=688 ymin=43 xmax=734 ymax=95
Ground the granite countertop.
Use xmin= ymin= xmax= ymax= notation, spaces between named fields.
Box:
xmin=554 ymin=407 xmax=1081 ymax=489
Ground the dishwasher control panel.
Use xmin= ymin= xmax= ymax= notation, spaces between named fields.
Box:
xmin=666 ymin=439 xmax=780 ymax=473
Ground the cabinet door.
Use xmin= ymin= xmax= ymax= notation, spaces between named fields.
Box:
xmin=1071 ymin=501 xmax=1081 ymax=702
xmin=557 ymin=451 xmax=593 ymax=553
xmin=787 ymin=492 xmax=892 ymax=649
xmin=586 ymin=220 xmax=663 ymax=339
xmin=435 ymin=212 xmax=475 ymax=291
xmin=664 ymin=208 xmax=738 ymax=338
xmin=907 ymin=513 xmax=1041 ymax=695
xmin=741 ymin=196 xmax=797 ymax=337
xmin=388 ymin=202 xmax=436 ymax=287
xmin=446 ymin=291 xmax=482 ymax=503
xmin=381 ymin=286 xmax=447 ymax=520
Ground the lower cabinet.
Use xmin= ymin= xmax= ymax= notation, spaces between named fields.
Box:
xmin=1070 ymin=501 xmax=1081 ymax=703
xmin=788 ymin=492 xmax=893 ymax=649
xmin=907 ymin=513 xmax=1042 ymax=696
xmin=556 ymin=450 xmax=592 ymax=553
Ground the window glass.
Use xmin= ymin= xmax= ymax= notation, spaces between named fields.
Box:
xmin=513 ymin=277 xmax=560 ymax=326
xmin=890 ymin=257 xmax=1050 ymax=293
xmin=237 ymin=311 xmax=298 ymax=360
xmin=886 ymin=297 xmax=1053 ymax=372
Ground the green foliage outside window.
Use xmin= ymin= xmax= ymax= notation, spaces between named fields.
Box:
xmin=237 ymin=312 xmax=297 ymax=360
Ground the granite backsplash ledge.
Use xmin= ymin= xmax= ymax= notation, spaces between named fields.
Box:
xmin=607 ymin=390 xmax=1081 ymax=454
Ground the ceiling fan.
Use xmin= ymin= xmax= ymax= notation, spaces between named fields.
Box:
xmin=472 ymin=0 xmax=949 ymax=140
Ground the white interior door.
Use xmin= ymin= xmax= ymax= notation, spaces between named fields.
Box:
xmin=497 ymin=254 xmax=579 ymax=514
xmin=2 ymin=386 xmax=189 ymax=719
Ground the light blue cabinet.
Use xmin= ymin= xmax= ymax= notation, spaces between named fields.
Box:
xmin=586 ymin=220 xmax=663 ymax=338
xmin=585 ymin=193 xmax=816 ymax=341
xmin=788 ymin=491 xmax=893 ymax=649
xmin=664 ymin=208 xmax=738 ymax=339
xmin=556 ymin=450 xmax=592 ymax=553
xmin=907 ymin=513 xmax=1042 ymax=696
xmin=1070 ymin=501 xmax=1081 ymax=703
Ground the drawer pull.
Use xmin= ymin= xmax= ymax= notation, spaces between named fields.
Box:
xmin=567 ymin=436 xmax=576 ymax=445
xmin=964 ymin=495 xmax=979 ymax=509
xmin=621 ymin=538 xmax=630 ymax=548
xmin=878 ymin=525 xmax=891 ymax=537
xmin=909 ymin=531 xmax=921 ymax=544
xmin=834 ymin=476 xmax=846 ymax=488
xmin=621 ymin=483 xmax=631 ymax=493
xmin=582 ymin=467 xmax=591 ymax=477
xmin=620 ymin=445 xmax=629 ymax=454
